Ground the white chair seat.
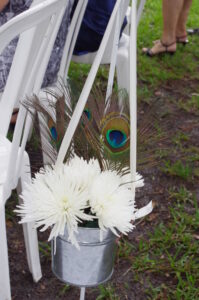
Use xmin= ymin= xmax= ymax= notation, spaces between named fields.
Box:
xmin=72 ymin=31 xmax=130 ymax=93
xmin=72 ymin=33 xmax=129 ymax=65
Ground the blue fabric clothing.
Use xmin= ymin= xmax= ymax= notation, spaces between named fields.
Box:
xmin=73 ymin=0 xmax=127 ymax=55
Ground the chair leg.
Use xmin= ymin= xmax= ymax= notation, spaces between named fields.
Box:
xmin=17 ymin=154 xmax=42 ymax=282
xmin=0 ymin=195 xmax=11 ymax=300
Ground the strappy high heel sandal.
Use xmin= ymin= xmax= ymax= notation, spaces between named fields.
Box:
xmin=187 ymin=28 xmax=199 ymax=35
xmin=176 ymin=35 xmax=189 ymax=45
xmin=143 ymin=40 xmax=176 ymax=57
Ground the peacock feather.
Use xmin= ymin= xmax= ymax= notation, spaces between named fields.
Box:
xmin=24 ymin=80 xmax=168 ymax=175
xmin=48 ymin=118 xmax=58 ymax=141
xmin=23 ymin=80 xmax=75 ymax=164
xmin=79 ymin=86 xmax=169 ymax=174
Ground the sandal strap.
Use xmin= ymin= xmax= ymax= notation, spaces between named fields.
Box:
xmin=176 ymin=35 xmax=189 ymax=44
xmin=176 ymin=34 xmax=187 ymax=40
xmin=160 ymin=40 xmax=176 ymax=51
xmin=146 ymin=48 xmax=154 ymax=57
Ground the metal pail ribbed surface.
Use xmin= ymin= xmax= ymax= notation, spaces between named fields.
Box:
xmin=52 ymin=227 xmax=117 ymax=287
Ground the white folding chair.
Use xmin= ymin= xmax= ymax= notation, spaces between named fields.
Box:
xmin=0 ymin=1 xmax=73 ymax=299
xmin=70 ymin=0 xmax=146 ymax=95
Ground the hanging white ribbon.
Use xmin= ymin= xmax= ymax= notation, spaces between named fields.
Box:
xmin=134 ymin=201 xmax=154 ymax=220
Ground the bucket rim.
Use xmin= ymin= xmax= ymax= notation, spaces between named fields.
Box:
xmin=56 ymin=226 xmax=117 ymax=244
xmin=57 ymin=235 xmax=116 ymax=246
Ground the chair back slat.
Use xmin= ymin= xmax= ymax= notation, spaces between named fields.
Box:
xmin=137 ymin=0 xmax=146 ymax=26
xmin=129 ymin=0 xmax=137 ymax=193
xmin=0 ymin=0 xmax=68 ymax=136
xmin=105 ymin=8 xmax=121 ymax=103
xmin=58 ymin=0 xmax=89 ymax=79
xmin=0 ymin=0 xmax=69 ymax=188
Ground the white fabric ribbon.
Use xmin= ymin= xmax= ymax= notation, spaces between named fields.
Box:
xmin=134 ymin=201 xmax=153 ymax=220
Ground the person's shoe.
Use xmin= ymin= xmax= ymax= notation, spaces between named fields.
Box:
xmin=187 ymin=28 xmax=199 ymax=35
xmin=176 ymin=35 xmax=189 ymax=45
xmin=142 ymin=40 xmax=176 ymax=57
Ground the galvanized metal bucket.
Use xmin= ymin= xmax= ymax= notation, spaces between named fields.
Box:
xmin=52 ymin=227 xmax=117 ymax=287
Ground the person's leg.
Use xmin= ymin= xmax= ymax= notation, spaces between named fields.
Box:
xmin=0 ymin=0 xmax=9 ymax=12
xmin=161 ymin=0 xmax=184 ymax=44
xmin=143 ymin=0 xmax=184 ymax=55
xmin=176 ymin=0 xmax=192 ymax=41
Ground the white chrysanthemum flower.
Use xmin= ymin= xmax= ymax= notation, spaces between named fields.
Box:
xmin=121 ymin=169 xmax=144 ymax=188
xmin=15 ymin=160 xmax=96 ymax=247
xmin=67 ymin=155 xmax=101 ymax=189
xmin=89 ymin=171 xmax=135 ymax=237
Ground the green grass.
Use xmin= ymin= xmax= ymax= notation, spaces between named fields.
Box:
xmin=116 ymin=199 xmax=198 ymax=298
xmin=97 ymin=284 xmax=119 ymax=300
xmin=162 ymin=160 xmax=193 ymax=180
xmin=137 ymin=0 xmax=199 ymax=102
xmin=39 ymin=241 xmax=51 ymax=260
xmin=177 ymin=93 xmax=199 ymax=114
xmin=58 ymin=284 xmax=71 ymax=297
xmin=6 ymin=192 xmax=18 ymax=221
xmin=169 ymin=186 xmax=194 ymax=204
xmin=115 ymin=1 xmax=199 ymax=298
xmin=130 ymin=191 xmax=199 ymax=299
xmin=117 ymin=238 xmax=136 ymax=260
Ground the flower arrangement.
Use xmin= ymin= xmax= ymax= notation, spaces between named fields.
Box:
xmin=15 ymin=84 xmax=163 ymax=249
xmin=16 ymin=155 xmax=137 ymax=248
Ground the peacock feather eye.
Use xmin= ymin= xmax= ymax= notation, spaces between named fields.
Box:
xmin=81 ymin=108 xmax=92 ymax=128
xmin=48 ymin=118 xmax=58 ymax=141
xmin=106 ymin=129 xmax=127 ymax=149
xmin=84 ymin=108 xmax=92 ymax=121
xmin=50 ymin=126 xmax=58 ymax=141
xmin=100 ymin=112 xmax=130 ymax=154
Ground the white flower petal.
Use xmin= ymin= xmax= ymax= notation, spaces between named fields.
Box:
xmin=16 ymin=157 xmax=99 ymax=248
xmin=89 ymin=171 xmax=136 ymax=236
